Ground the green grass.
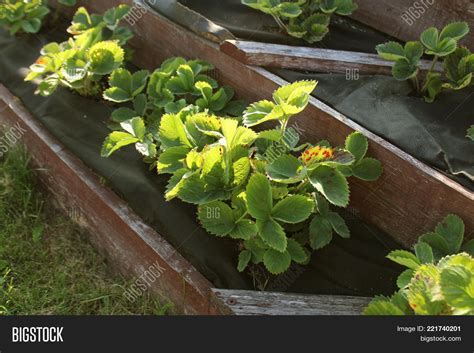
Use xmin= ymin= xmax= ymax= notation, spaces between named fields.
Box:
xmin=0 ymin=146 xmax=172 ymax=315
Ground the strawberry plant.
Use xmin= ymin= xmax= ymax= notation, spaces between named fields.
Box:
xmin=468 ymin=125 xmax=474 ymax=141
xmin=376 ymin=22 xmax=473 ymax=102
xmin=145 ymin=80 xmax=382 ymax=275
xmin=0 ymin=0 xmax=50 ymax=35
xmin=100 ymin=57 xmax=245 ymax=163
xmin=364 ymin=214 xmax=474 ymax=315
xmin=242 ymin=0 xmax=358 ymax=43
xmin=25 ymin=5 xmax=132 ymax=97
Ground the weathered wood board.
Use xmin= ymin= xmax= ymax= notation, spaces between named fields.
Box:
xmin=220 ymin=39 xmax=443 ymax=75
xmin=211 ymin=289 xmax=371 ymax=315
xmin=352 ymin=0 xmax=474 ymax=50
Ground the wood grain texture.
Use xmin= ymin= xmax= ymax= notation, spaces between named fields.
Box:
xmin=60 ymin=0 xmax=473 ymax=247
xmin=352 ymin=0 xmax=474 ymax=51
xmin=0 ymin=84 xmax=217 ymax=315
xmin=220 ymin=40 xmax=442 ymax=75
xmin=211 ymin=289 xmax=371 ymax=315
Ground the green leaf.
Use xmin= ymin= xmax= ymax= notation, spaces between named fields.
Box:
xmin=387 ymin=250 xmax=421 ymax=270
xmin=419 ymin=232 xmax=450 ymax=261
xmin=363 ymin=298 xmax=405 ymax=315
xmin=243 ymin=100 xmax=282 ymax=127
xmin=286 ymin=238 xmax=308 ymax=264
xmin=120 ymin=117 xmax=145 ymax=140
xmin=271 ymin=195 xmax=314 ymax=224
xmin=110 ymin=108 xmax=137 ymax=122
xmin=101 ymin=131 xmax=138 ymax=157
xmin=266 ymin=154 xmax=305 ymax=184
xmin=257 ymin=218 xmax=287 ymax=252
xmin=263 ymin=249 xmax=292 ymax=275
xmin=407 ymin=265 xmax=445 ymax=315
xmin=439 ymin=22 xmax=469 ymax=42
xmin=392 ymin=59 xmax=418 ymax=80
xmin=87 ymin=41 xmax=124 ymax=75
xmin=397 ymin=269 xmax=415 ymax=289
xmin=230 ymin=220 xmax=258 ymax=240
xmin=420 ymin=27 xmax=439 ymax=52
xmin=232 ymin=157 xmax=251 ymax=187
xmin=197 ymin=201 xmax=235 ymax=237
xmin=327 ymin=212 xmax=350 ymax=238
xmin=376 ymin=41 xmax=406 ymax=61
xmin=345 ymin=132 xmax=368 ymax=161
xmin=435 ymin=214 xmax=464 ymax=254
xmin=352 ymin=158 xmax=383 ymax=181
xmin=157 ymin=146 xmax=189 ymax=174
xmin=246 ymin=174 xmax=273 ymax=220
xmin=440 ymin=265 xmax=474 ymax=314
xmin=277 ymin=2 xmax=302 ymax=18
xmin=159 ymin=113 xmax=192 ymax=149
xmin=404 ymin=41 xmax=424 ymax=63
xmin=424 ymin=73 xmax=443 ymax=103
xmin=309 ymin=214 xmax=333 ymax=250
xmin=237 ymin=250 xmax=252 ymax=272
xmin=309 ymin=166 xmax=349 ymax=207
xmin=414 ymin=242 xmax=434 ymax=264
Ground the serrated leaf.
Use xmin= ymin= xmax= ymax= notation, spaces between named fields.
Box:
xmin=352 ymin=158 xmax=382 ymax=181
xmin=101 ymin=131 xmax=138 ymax=157
xmin=462 ymin=239 xmax=474 ymax=256
xmin=286 ymin=238 xmax=308 ymax=264
xmin=440 ymin=265 xmax=474 ymax=314
xmin=246 ymin=174 xmax=273 ymax=220
xmin=392 ymin=59 xmax=418 ymax=80
xmin=420 ymin=27 xmax=439 ymax=52
xmin=345 ymin=132 xmax=368 ymax=161
xmin=387 ymin=250 xmax=421 ymax=269
xmin=376 ymin=41 xmax=406 ymax=61
xmin=407 ymin=265 xmax=445 ymax=315
xmin=237 ymin=250 xmax=252 ymax=272
xmin=198 ymin=201 xmax=235 ymax=236
xmin=363 ymin=298 xmax=405 ymax=315
xmin=230 ymin=220 xmax=258 ymax=240
xmin=397 ymin=269 xmax=415 ymax=289
xmin=327 ymin=212 xmax=350 ymax=238
xmin=404 ymin=41 xmax=424 ymax=63
xmin=159 ymin=113 xmax=192 ymax=149
xmin=309 ymin=166 xmax=349 ymax=207
xmin=266 ymin=154 xmax=306 ymax=184
xmin=435 ymin=214 xmax=464 ymax=254
xmin=157 ymin=146 xmax=189 ymax=174
xmin=257 ymin=218 xmax=287 ymax=252
xmin=414 ymin=241 xmax=434 ymax=264
xmin=263 ymin=249 xmax=292 ymax=275
xmin=439 ymin=22 xmax=469 ymax=42
xmin=419 ymin=232 xmax=450 ymax=261
xmin=309 ymin=214 xmax=333 ymax=250
xmin=271 ymin=195 xmax=314 ymax=224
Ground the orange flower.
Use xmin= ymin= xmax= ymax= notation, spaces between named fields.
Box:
xmin=301 ymin=146 xmax=334 ymax=164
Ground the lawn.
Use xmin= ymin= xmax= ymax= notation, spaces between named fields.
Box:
xmin=0 ymin=146 xmax=172 ymax=315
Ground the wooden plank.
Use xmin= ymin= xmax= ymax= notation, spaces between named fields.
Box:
xmin=211 ymin=289 xmax=371 ymax=315
xmin=0 ymin=84 xmax=218 ymax=315
xmin=58 ymin=0 xmax=474 ymax=248
xmin=220 ymin=40 xmax=442 ymax=75
xmin=351 ymin=0 xmax=474 ymax=51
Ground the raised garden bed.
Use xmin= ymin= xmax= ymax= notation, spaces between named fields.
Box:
xmin=0 ymin=0 xmax=472 ymax=315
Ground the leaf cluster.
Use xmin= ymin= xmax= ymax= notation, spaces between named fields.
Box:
xmin=25 ymin=5 xmax=132 ymax=97
xmin=131 ymin=80 xmax=382 ymax=275
xmin=376 ymin=22 xmax=473 ymax=102
xmin=242 ymin=0 xmax=357 ymax=44
xmin=0 ymin=0 xmax=50 ymax=35
xmin=101 ymin=57 xmax=246 ymax=163
xmin=364 ymin=214 xmax=474 ymax=315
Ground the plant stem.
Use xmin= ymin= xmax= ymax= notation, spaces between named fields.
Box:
xmin=411 ymin=76 xmax=421 ymax=94
xmin=271 ymin=14 xmax=288 ymax=32
xmin=420 ymin=55 xmax=439 ymax=94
